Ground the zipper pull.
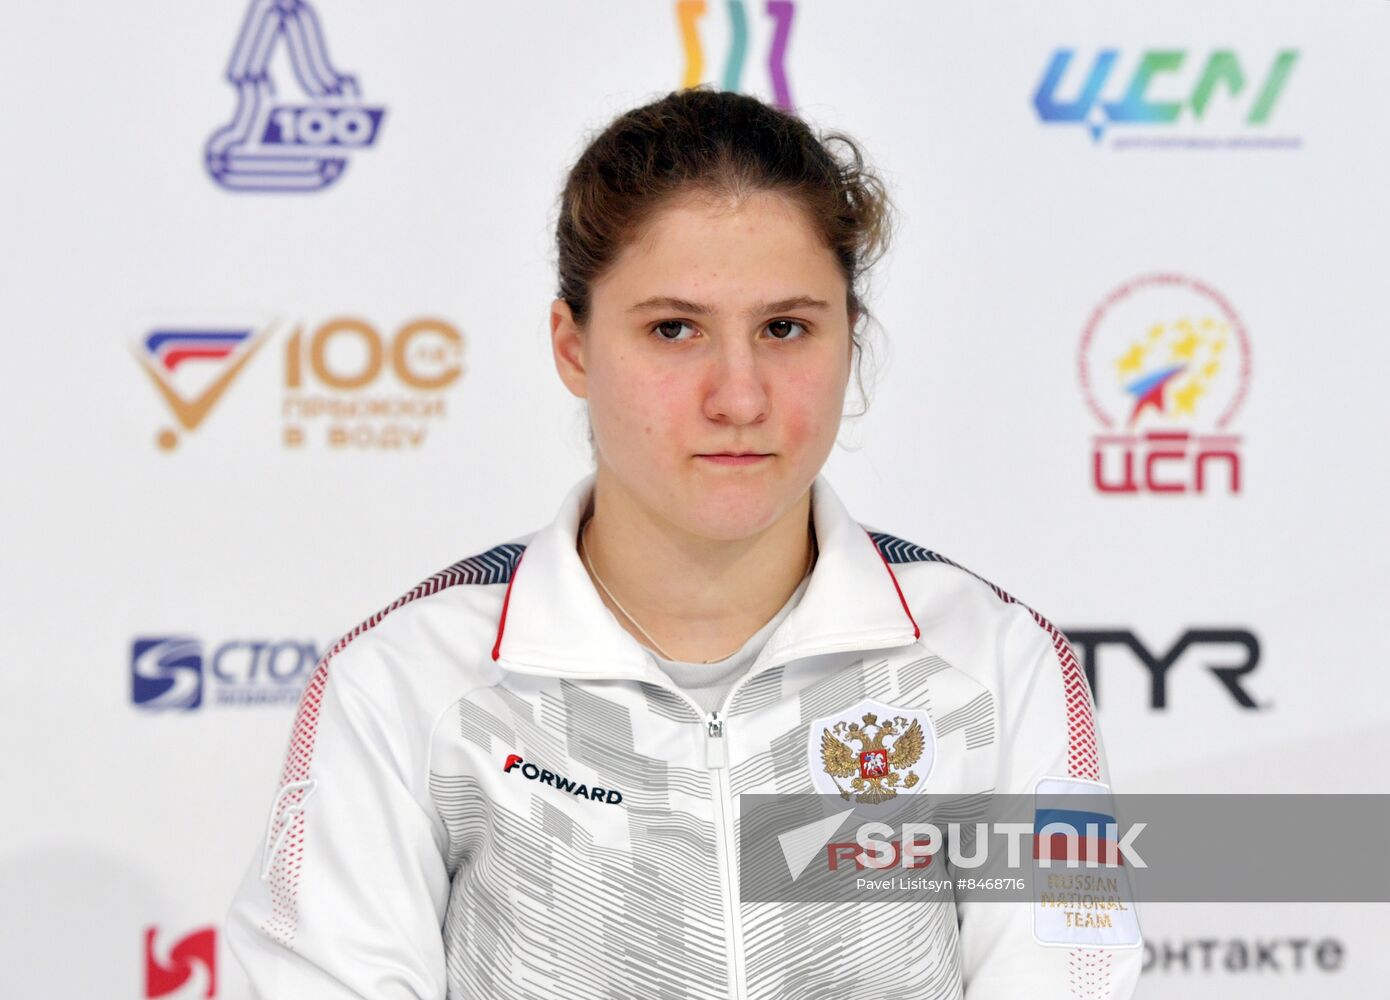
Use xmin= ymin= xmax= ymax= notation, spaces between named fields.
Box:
xmin=705 ymin=710 xmax=727 ymax=769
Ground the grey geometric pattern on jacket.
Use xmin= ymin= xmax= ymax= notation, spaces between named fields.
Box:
xmin=424 ymin=531 xmax=1000 ymax=997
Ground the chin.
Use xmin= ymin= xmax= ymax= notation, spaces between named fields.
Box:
xmin=682 ymin=480 xmax=800 ymax=538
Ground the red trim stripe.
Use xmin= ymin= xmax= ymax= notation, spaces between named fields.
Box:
xmin=491 ymin=548 xmax=525 ymax=661
xmin=863 ymin=527 xmax=921 ymax=639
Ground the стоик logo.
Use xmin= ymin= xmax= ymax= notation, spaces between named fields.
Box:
xmin=133 ymin=326 xmax=271 ymax=451
xmin=675 ymin=0 xmax=796 ymax=110
xmin=145 ymin=925 xmax=216 ymax=998
xmin=132 ymin=637 xmax=203 ymax=711
xmin=205 ymin=0 xmax=385 ymax=192
xmin=1034 ymin=49 xmax=1298 ymax=148
xmin=1078 ymin=273 xmax=1252 ymax=495
xmin=131 ymin=635 xmax=320 ymax=711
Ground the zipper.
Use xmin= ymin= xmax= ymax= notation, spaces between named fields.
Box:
xmin=656 ymin=688 xmax=746 ymax=1000
xmin=703 ymin=710 xmax=744 ymax=999
xmin=686 ymin=644 xmax=810 ymax=1000
xmin=695 ymin=655 xmax=785 ymax=1000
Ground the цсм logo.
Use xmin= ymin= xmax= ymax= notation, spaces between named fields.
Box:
xmin=1034 ymin=48 xmax=1299 ymax=148
xmin=1078 ymin=273 xmax=1252 ymax=495
xmin=206 ymin=0 xmax=386 ymax=192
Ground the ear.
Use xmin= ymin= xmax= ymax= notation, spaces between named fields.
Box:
xmin=550 ymin=297 xmax=588 ymax=399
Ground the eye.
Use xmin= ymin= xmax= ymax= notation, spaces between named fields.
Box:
xmin=651 ymin=320 xmax=696 ymax=342
xmin=767 ymin=319 xmax=808 ymax=341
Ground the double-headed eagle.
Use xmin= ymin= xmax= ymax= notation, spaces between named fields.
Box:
xmin=820 ymin=711 xmax=925 ymax=804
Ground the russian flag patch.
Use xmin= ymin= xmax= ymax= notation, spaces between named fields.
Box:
xmin=1031 ymin=776 xmax=1143 ymax=949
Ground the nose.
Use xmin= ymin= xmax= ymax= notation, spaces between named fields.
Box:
xmin=701 ymin=337 xmax=770 ymax=426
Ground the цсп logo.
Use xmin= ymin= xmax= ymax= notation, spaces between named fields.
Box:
xmin=1078 ymin=273 xmax=1252 ymax=495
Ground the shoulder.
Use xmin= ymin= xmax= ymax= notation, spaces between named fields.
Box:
xmin=862 ymin=526 xmax=1080 ymax=691
xmin=864 ymin=526 xmax=1034 ymax=624
xmin=312 ymin=534 xmax=534 ymax=711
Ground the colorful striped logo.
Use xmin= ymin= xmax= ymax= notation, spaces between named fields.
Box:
xmin=1034 ymin=48 xmax=1299 ymax=147
xmin=144 ymin=329 xmax=252 ymax=372
xmin=676 ymin=1 xmax=797 ymax=111
xmin=133 ymin=325 xmax=271 ymax=451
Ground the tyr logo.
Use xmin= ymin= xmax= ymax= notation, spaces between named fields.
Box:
xmin=1065 ymin=628 xmax=1263 ymax=710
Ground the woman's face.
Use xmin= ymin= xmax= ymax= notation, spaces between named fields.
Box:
xmin=552 ymin=188 xmax=854 ymax=541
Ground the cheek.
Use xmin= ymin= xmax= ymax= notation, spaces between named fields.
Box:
xmin=778 ymin=364 xmax=847 ymax=445
xmin=593 ymin=357 xmax=684 ymax=441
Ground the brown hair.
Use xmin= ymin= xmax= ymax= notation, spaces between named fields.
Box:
xmin=553 ymin=85 xmax=896 ymax=419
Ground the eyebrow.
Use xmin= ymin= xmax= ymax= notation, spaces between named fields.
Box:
xmin=626 ymin=294 xmax=831 ymax=317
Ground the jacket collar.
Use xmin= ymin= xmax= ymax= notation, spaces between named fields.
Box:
xmin=491 ymin=471 xmax=920 ymax=681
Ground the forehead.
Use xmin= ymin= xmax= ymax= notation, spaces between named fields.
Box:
xmin=633 ymin=189 xmax=826 ymax=254
xmin=596 ymin=189 xmax=844 ymax=307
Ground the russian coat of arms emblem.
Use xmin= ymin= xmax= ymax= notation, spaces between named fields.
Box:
xmin=807 ymin=698 xmax=937 ymax=805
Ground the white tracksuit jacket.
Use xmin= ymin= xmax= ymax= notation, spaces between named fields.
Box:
xmin=226 ymin=471 xmax=1143 ymax=999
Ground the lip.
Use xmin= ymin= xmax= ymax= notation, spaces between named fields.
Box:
xmin=697 ymin=453 xmax=771 ymax=466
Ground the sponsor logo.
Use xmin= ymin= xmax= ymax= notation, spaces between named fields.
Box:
xmin=1034 ymin=48 xmax=1299 ymax=149
xmin=1065 ymin=628 xmax=1263 ymax=710
xmin=1142 ymin=936 xmax=1345 ymax=974
xmin=1078 ymin=273 xmax=1252 ymax=495
xmin=282 ymin=316 xmax=465 ymax=449
xmin=135 ymin=316 xmax=465 ymax=450
xmin=133 ymin=326 xmax=273 ymax=451
xmin=808 ymin=698 xmax=936 ymax=804
xmin=131 ymin=636 xmax=321 ymax=711
xmin=675 ymin=0 xmax=797 ymax=110
xmin=145 ymin=925 xmax=216 ymax=998
xmin=206 ymin=0 xmax=385 ymax=192
xmin=503 ymin=753 xmax=624 ymax=806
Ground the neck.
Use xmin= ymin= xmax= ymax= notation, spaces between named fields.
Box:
xmin=577 ymin=466 xmax=817 ymax=663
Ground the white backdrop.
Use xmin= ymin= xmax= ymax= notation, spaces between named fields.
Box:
xmin=2 ymin=1 xmax=1387 ymax=996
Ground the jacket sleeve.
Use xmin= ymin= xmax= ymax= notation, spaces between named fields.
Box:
xmin=953 ymin=603 xmax=1144 ymax=999
xmin=224 ymin=640 xmax=452 ymax=999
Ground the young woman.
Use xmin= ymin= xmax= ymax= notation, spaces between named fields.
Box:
xmin=227 ymin=87 xmax=1141 ymax=999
